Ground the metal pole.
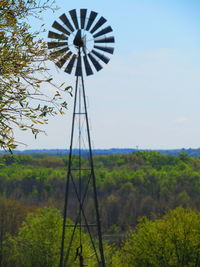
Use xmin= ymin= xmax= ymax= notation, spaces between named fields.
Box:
xmin=59 ymin=75 xmax=79 ymax=267
xmin=59 ymin=62 xmax=105 ymax=267
xmin=81 ymin=74 xmax=106 ymax=267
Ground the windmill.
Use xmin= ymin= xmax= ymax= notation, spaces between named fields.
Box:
xmin=48 ymin=9 xmax=115 ymax=267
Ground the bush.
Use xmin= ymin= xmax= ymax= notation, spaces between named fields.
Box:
xmin=111 ymin=207 xmax=200 ymax=266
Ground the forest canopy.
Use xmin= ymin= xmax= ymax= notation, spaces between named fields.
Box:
xmin=1 ymin=151 xmax=200 ymax=266
xmin=1 ymin=151 xmax=200 ymax=231
xmin=110 ymin=207 xmax=200 ymax=266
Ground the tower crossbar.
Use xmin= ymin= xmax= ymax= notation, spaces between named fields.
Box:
xmin=59 ymin=71 xmax=105 ymax=267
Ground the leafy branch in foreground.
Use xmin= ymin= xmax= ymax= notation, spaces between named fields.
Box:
xmin=0 ymin=0 xmax=71 ymax=151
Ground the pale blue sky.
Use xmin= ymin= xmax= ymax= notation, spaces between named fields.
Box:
xmin=16 ymin=0 xmax=200 ymax=150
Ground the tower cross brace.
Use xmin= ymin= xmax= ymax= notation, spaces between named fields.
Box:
xmin=59 ymin=69 xmax=105 ymax=267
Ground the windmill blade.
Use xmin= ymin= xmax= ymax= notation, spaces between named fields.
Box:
xmin=65 ymin=54 xmax=76 ymax=74
xmin=59 ymin=13 xmax=74 ymax=32
xmin=86 ymin=11 xmax=98 ymax=31
xmin=48 ymin=31 xmax=68 ymax=40
xmin=93 ymin=26 xmax=113 ymax=38
xmin=75 ymin=54 xmax=82 ymax=76
xmin=94 ymin=36 xmax=115 ymax=43
xmin=94 ymin=45 xmax=114 ymax=54
xmin=69 ymin=9 xmax=79 ymax=30
xmin=83 ymin=55 xmax=93 ymax=76
xmin=52 ymin=21 xmax=70 ymax=35
xmin=47 ymin=42 xmax=68 ymax=49
xmin=88 ymin=53 xmax=102 ymax=72
xmin=49 ymin=47 xmax=69 ymax=59
xmin=80 ymin=9 xmax=87 ymax=29
xmin=56 ymin=51 xmax=72 ymax=68
xmin=91 ymin=50 xmax=110 ymax=64
xmin=90 ymin=17 xmax=107 ymax=34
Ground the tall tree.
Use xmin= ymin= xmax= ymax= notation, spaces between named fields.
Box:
xmin=0 ymin=197 xmax=36 ymax=267
xmin=0 ymin=0 xmax=68 ymax=151
xmin=4 ymin=207 xmax=96 ymax=267
xmin=111 ymin=207 xmax=200 ymax=267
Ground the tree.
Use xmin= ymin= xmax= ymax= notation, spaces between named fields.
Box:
xmin=3 ymin=207 xmax=97 ymax=267
xmin=111 ymin=207 xmax=200 ymax=266
xmin=0 ymin=0 xmax=69 ymax=151
xmin=0 ymin=197 xmax=36 ymax=267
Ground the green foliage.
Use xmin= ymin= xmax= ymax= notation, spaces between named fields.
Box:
xmin=0 ymin=0 xmax=68 ymax=151
xmin=3 ymin=207 xmax=96 ymax=267
xmin=1 ymin=151 xmax=200 ymax=233
xmin=1 ymin=152 xmax=200 ymax=265
xmin=111 ymin=207 xmax=200 ymax=267
xmin=0 ymin=197 xmax=36 ymax=266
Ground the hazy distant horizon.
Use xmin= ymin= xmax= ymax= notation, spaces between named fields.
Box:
xmin=12 ymin=147 xmax=200 ymax=152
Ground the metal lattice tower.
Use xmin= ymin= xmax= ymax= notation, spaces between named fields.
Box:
xmin=47 ymin=9 xmax=115 ymax=267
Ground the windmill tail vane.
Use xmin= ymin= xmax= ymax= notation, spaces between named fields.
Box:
xmin=48 ymin=8 xmax=115 ymax=267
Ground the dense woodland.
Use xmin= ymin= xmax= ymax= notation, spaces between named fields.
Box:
xmin=1 ymin=151 xmax=200 ymax=229
xmin=1 ymin=151 xmax=200 ymax=266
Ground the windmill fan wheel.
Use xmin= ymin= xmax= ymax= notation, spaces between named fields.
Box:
xmin=47 ymin=9 xmax=115 ymax=76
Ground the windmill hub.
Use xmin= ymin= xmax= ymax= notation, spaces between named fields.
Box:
xmin=73 ymin=29 xmax=84 ymax=47
xmin=73 ymin=37 xmax=84 ymax=47
xmin=68 ymin=30 xmax=93 ymax=55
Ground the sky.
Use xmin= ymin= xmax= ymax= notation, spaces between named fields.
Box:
xmin=15 ymin=0 xmax=200 ymax=150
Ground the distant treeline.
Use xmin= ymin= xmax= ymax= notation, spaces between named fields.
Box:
xmin=1 ymin=147 xmax=200 ymax=157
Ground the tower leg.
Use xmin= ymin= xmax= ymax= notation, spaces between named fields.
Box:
xmin=59 ymin=75 xmax=105 ymax=267
xmin=59 ymin=75 xmax=79 ymax=267
xmin=81 ymin=75 xmax=105 ymax=267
